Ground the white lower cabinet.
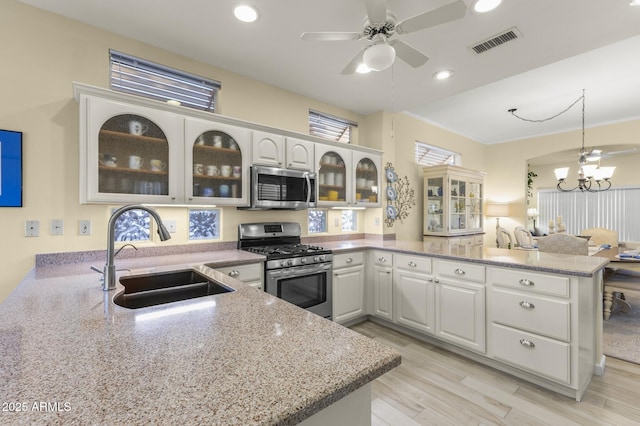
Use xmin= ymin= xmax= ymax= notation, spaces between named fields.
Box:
xmin=333 ymin=252 xmax=365 ymax=324
xmin=371 ymin=251 xmax=393 ymax=320
xmin=216 ymin=263 xmax=263 ymax=290
xmin=394 ymin=254 xmax=434 ymax=334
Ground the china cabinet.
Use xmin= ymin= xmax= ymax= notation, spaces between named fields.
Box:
xmin=79 ymin=95 xmax=183 ymax=204
xmin=185 ymin=117 xmax=251 ymax=206
xmin=423 ymin=165 xmax=484 ymax=238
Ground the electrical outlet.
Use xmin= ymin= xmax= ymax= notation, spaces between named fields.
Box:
xmin=79 ymin=220 xmax=92 ymax=236
xmin=165 ymin=220 xmax=177 ymax=233
xmin=25 ymin=220 xmax=40 ymax=237
xmin=51 ymin=219 xmax=64 ymax=235
xmin=374 ymin=217 xmax=380 ymax=226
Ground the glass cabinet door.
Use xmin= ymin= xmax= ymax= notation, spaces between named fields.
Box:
xmin=425 ymin=177 xmax=444 ymax=233
xmin=185 ymin=118 xmax=250 ymax=206
xmin=450 ymin=178 xmax=466 ymax=231
xmin=353 ymin=153 xmax=381 ymax=207
xmin=315 ymin=144 xmax=352 ymax=207
xmin=467 ymin=181 xmax=483 ymax=230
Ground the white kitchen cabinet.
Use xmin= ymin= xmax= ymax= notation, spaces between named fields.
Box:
xmin=79 ymin=94 xmax=184 ymax=204
xmin=184 ymin=117 xmax=251 ymax=206
xmin=434 ymin=259 xmax=486 ymax=353
xmin=394 ymin=254 xmax=434 ymax=334
xmin=315 ymin=144 xmax=352 ymax=207
xmin=371 ymin=251 xmax=393 ymax=320
xmin=216 ymin=263 xmax=263 ymax=290
xmin=252 ymin=131 xmax=285 ymax=167
xmin=423 ymin=165 xmax=484 ymax=238
xmin=352 ymin=151 xmax=382 ymax=207
xmin=285 ymin=137 xmax=315 ymax=170
xmin=333 ymin=252 xmax=365 ymax=324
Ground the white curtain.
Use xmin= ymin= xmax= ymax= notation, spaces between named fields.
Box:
xmin=538 ymin=187 xmax=639 ymax=241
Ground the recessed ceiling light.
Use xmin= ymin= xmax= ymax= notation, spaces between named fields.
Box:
xmin=234 ymin=4 xmax=259 ymax=23
xmin=474 ymin=0 xmax=502 ymax=13
xmin=433 ymin=70 xmax=454 ymax=80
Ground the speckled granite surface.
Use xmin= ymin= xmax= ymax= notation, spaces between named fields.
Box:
xmin=321 ymin=239 xmax=609 ymax=277
xmin=0 ymin=251 xmax=400 ymax=425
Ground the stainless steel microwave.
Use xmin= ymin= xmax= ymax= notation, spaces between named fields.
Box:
xmin=244 ymin=166 xmax=316 ymax=210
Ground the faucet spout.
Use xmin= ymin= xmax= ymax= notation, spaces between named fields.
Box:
xmin=104 ymin=205 xmax=171 ymax=291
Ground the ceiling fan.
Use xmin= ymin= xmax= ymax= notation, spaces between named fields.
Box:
xmin=300 ymin=0 xmax=467 ymax=74
xmin=583 ymin=147 xmax=638 ymax=162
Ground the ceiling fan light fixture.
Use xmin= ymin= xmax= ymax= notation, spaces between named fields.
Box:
xmin=234 ymin=4 xmax=259 ymax=23
xmin=473 ymin=0 xmax=502 ymax=13
xmin=356 ymin=63 xmax=372 ymax=74
xmin=363 ymin=43 xmax=396 ymax=71
xmin=433 ymin=69 xmax=454 ymax=80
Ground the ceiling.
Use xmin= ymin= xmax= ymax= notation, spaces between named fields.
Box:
xmin=18 ymin=0 xmax=640 ymax=145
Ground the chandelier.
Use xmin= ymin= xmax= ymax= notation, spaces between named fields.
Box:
xmin=509 ymin=89 xmax=615 ymax=193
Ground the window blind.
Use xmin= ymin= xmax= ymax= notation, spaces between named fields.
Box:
xmin=110 ymin=50 xmax=221 ymax=112
xmin=538 ymin=187 xmax=640 ymax=241
xmin=415 ymin=141 xmax=460 ymax=166
xmin=309 ymin=110 xmax=356 ymax=143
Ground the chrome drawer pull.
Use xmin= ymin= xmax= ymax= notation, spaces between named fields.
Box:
xmin=519 ymin=301 xmax=535 ymax=309
xmin=454 ymin=268 xmax=465 ymax=275
xmin=408 ymin=261 xmax=417 ymax=267
xmin=346 ymin=258 xmax=353 ymax=263
xmin=378 ymin=257 xmax=387 ymax=262
xmin=229 ymin=270 xmax=240 ymax=277
xmin=518 ymin=278 xmax=534 ymax=286
xmin=519 ymin=339 xmax=535 ymax=348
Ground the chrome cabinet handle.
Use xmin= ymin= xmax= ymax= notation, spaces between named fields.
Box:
xmin=519 ymin=301 xmax=535 ymax=309
xmin=378 ymin=257 xmax=387 ymax=262
xmin=408 ymin=261 xmax=417 ymax=268
xmin=346 ymin=258 xmax=353 ymax=263
xmin=519 ymin=278 xmax=534 ymax=286
xmin=519 ymin=339 xmax=535 ymax=348
xmin=454 ymin=268 xmax=465 ymax=275
xmin=228 ymin=270 xmax=240 ymax=277
xmin=427 ymin=278 xmax=433 ymax=282
xmin=434 ymin=278 xmax=439 ymax=284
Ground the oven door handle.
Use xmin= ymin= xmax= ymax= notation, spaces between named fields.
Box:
xmin=269 ymin=263 xmax=332 ymax=278
xmin=304 ymin=172 xmax=311 ymax=205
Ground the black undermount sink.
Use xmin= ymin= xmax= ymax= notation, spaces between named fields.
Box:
xmin=113 ymin=269 xmax=234 ymax=309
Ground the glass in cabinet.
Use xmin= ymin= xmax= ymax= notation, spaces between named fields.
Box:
xmin=423 ymin=165 xmax=484 ymax=236
xmin=315 ymin=144 xmax=351 ymax=207
xmin=81 ymin=95 xmax=182 ymax=204
xmin=185 ymin=118 xmax=250 ymax=206
xmin=353 ymin=151 xmax=381 ymax=207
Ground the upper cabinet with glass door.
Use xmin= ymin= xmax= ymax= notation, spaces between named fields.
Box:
xmin=80 ymin=95 xmax=183 ymax=204
xmin=315 ymin=144 xmax=352 ymax=207
xmin=352 ymin=151 xmax=381 ymax=207
xmin=185 ymin=117 xmax=251 ymax=206
xmin=423 ymin=165 xmax=484 ymax=236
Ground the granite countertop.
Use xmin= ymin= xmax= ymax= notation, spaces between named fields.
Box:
xmin=0 ymin=250 xmax=400 ymax=425
xmin=320 ymin=239 xmax=609 ymax=277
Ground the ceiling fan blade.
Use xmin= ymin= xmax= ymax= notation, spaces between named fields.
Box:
xmin=389 ymin=40 xmax=429 ymax=68
xmin=301 ymin=32 xmax=362 ymax=41
xmin=602 ymin=148 xmax=638 ymax=158
xmin=341 ymin=48 xmax=367 ymax=75
xmin=395 ymin=0 xmax=467 ymax=34
xmin=365 ymin=0 xmax=387 ymax=25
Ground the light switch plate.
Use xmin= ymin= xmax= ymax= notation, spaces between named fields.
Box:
xmin=25 ymin=220 xmax=40 ymax=237
xmin=165 ymin=220 xmax=177 ymax=233
xmin=51 ymin=219 xmax=64 ymax=235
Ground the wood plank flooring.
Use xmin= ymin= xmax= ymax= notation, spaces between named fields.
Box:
xmin=350 ymin=320 xmax=640 ymax=426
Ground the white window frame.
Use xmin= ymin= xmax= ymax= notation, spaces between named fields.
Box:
xmin=415 ymin=141 xmax=461 ymax=166
xmin=110 ymin=50 xmax=221 ymax=112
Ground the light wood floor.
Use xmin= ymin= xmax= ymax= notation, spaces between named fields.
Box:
xmin=350 ymin=320 xmax=640 ymax=426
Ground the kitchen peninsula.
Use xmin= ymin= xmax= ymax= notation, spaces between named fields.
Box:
xmin=0 ymin=238 xmax=609 ymax=424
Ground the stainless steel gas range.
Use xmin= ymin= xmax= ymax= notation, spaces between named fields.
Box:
xmin=238 ymin=222 xmax=332 ymax=319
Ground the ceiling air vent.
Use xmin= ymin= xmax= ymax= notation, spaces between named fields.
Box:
xmin=469 ymin=27 xmax=522 ymax=54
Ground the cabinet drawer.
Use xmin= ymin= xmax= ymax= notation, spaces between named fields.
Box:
xmin=216 ymin=263 xmax=263 ymax=283
xmin=333 ymin=251 xmax=365 ymax=269
xmin=492 ymin=289 xmax=570 ymax=341
xmin=437 ymin=260 xmax=485 ymax=283
xmin=492 ymin=268 xmax=569 ymax=298
xmin=492 ymin=324 xmax=570 ymax=384
xmin=395 ymin=253 xmax=432 ymax=273
xmin=459 ymin=235 xmax=483 ymax=246
xmin=372 ymin=251 xmax=393 ymax=267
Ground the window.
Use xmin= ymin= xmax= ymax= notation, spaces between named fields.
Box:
xmin=308 ymin=209 xmax=327 ymax=233
xmin=538 ymin=187 xmax=640 ymax=241
xmin=415 ymin=141 xmax=460 ymax=166
xmin=341 ymin=210 xmax=357 ymax=231
xmin=189 ymin=209 xmax=221 ymax=240
xmin=110 ymin=50 xmax=221 ymax=112
xmin=309 ymin=110 xmax=356 ymax=143
xmin=111 ymin=208 xmax=150 ymax=242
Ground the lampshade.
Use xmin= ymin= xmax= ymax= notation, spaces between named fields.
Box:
xmin=527 ymin=208 xmax=539 ymax=218
xmin=581 ymin=164 xmax=598 ymax=179
xmin=596 ymin=166 xmax=616 ymax=180
xmin=363 ymin=43 xmax=396 ymax=71
xmin=485 ymin=203 xmax=509 ymax=217
xmin=554 ymin=167 xmax=570 ymax=180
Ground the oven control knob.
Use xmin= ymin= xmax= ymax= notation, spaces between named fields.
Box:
xmin=287 ymin=259 xmax=294 ymax=266
xmin=313 ymin=256 xmax=320 ymax=262
xmin=300 ymin=257 xmax=308 ymax=264
xmin=318 ymin=255 xmax=326 ymax=262
xmin=280 ymin=260 xmax=287 ymax=267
